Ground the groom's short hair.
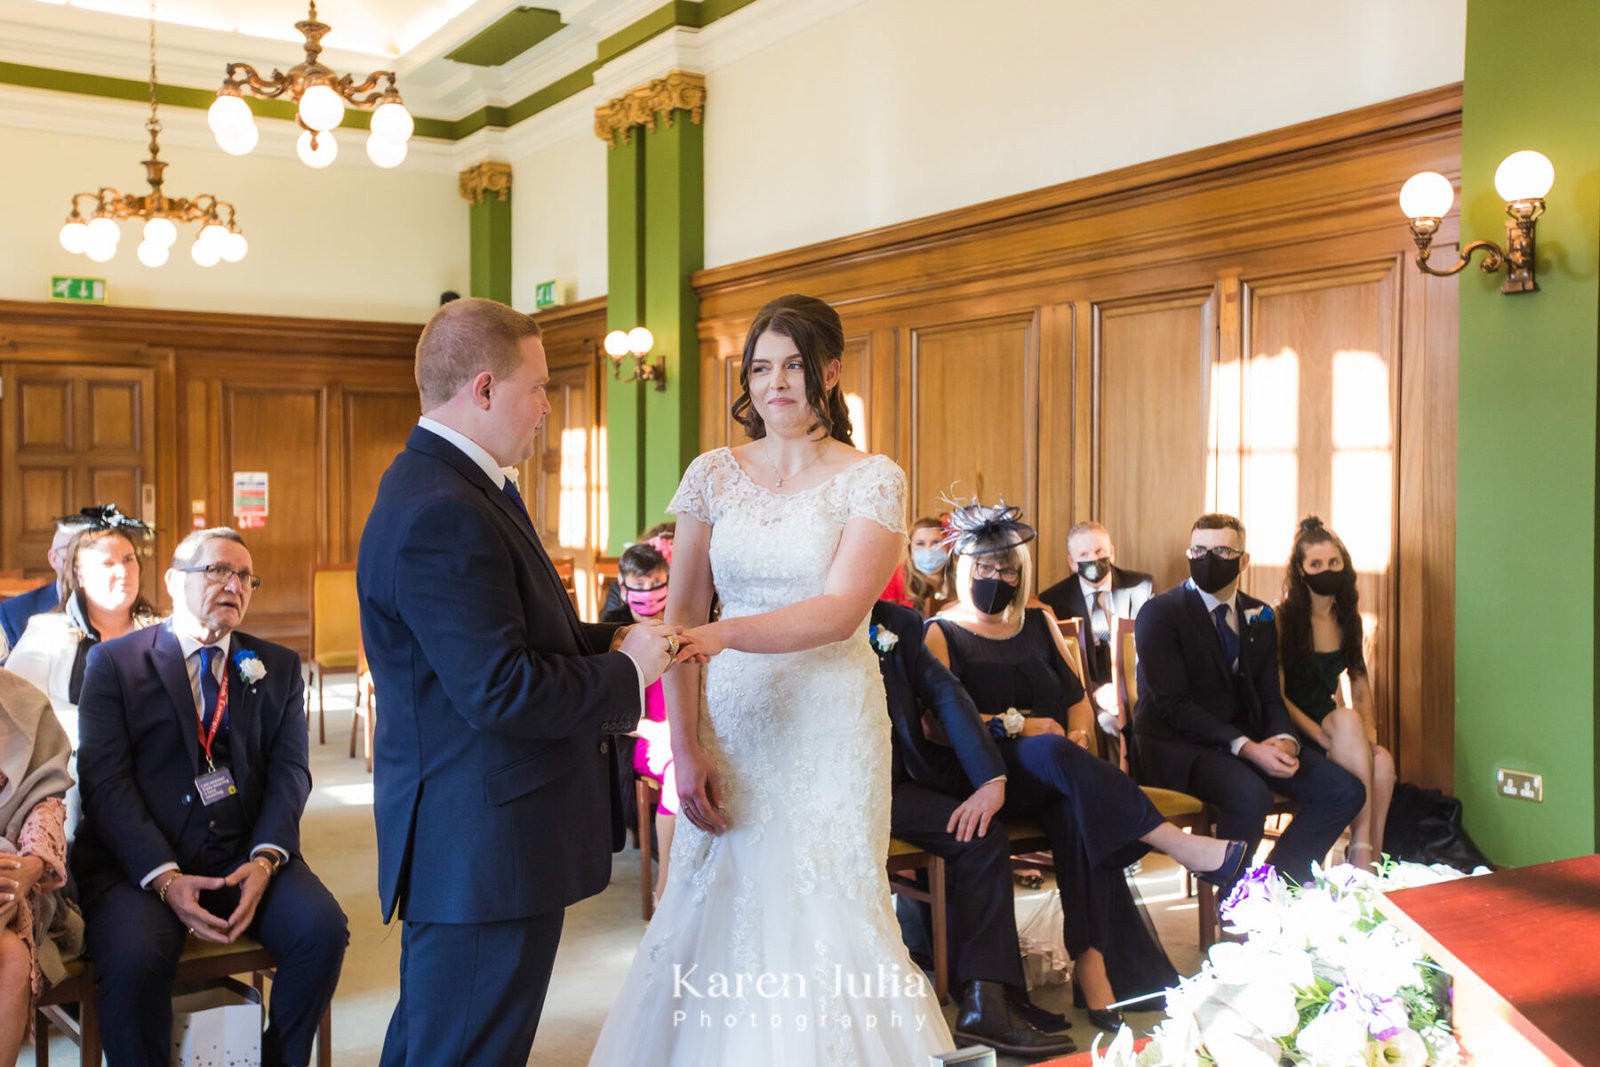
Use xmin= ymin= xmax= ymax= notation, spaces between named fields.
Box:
xmin=415 ymin=298 xmax=541 ymax=411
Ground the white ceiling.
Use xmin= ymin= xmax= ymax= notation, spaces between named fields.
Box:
xmin=0 ymin=0 xmax=653 ymax=118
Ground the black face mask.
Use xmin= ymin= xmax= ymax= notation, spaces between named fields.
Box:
xmin=1188 ymin=554 xmax=1241 ymax=595
xmin=970 ymin=576 xmax=1018 ymax=615
xmin=1077 ymin=557 xmax=1111 ymax=584
xmin=1303 ymin=569 xmax=1351 ymax=597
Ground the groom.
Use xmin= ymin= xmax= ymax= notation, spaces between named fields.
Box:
xmin=359 ymin=298 xmax=682 ymax=1066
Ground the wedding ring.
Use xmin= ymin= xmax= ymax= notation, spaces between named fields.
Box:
xmin=665 ymin=635 xmax=681 ymax=657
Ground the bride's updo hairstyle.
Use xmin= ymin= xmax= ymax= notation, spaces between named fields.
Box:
xmin=731 ymin=294 xmax=854 ymax=445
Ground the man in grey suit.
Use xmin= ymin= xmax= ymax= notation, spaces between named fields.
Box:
xmin=1038 ymin=521 xmax=1153 ymax=710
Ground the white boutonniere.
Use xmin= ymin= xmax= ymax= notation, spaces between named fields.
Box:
xmin=1243 ymin=605 xmax=1275 ymax=628
xmin=234 ymin=650 xmax=267 ymax=687
xmin=869 ymin=624 xmax=899 ymax=655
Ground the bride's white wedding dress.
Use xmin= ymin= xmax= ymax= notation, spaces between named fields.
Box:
xmin=588 ymin=447 xmax=953 ymax=1066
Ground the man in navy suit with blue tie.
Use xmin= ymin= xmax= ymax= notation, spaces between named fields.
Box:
xmin=74 ymin=528 xmax=347 ymax=1066
xmin=1132 ymin=514 xmax=1363 ymax=887
xmin=359 ymin=298 xmax=682 ymax=1066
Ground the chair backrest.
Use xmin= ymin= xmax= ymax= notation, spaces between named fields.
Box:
xmin=1111 ymin=616 xmax=1138 ymax=774
xmin=550 ymin=557 xmax=579 ymax=611
xmin=0 ymin=577 xmax=41 ymax=601
xmin=1054 ymin=614 xmax=1102 ymax=760
xmin=595 ymin=555 xmax=620 ymax=615
xmin=310 ymin=565 xmax=360 ymax=663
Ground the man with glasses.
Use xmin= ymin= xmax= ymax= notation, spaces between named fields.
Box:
xmin=74 ymin=527 xmax=347 ymax=1067
xmin=1130 ymin=513 xmax=1364 ymax=888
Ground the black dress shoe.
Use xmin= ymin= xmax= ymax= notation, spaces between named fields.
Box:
xmin=1194 ymin=838 xmax=1250 ymax=889
xmin=953 ymin=980 xmax=1077 ymax=1057
xmin=1005 ymin=985 xmax=1071 ymax=1032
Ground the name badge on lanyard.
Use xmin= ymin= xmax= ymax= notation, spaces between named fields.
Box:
xmin=194 ymin=659 xmax=238 ymax=806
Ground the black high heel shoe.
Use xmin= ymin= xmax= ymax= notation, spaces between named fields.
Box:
xmin=1071 ymin=975 xmax=1124 ymax=1032
xmin=1193 ymin=838 xmax=1249 ymax=889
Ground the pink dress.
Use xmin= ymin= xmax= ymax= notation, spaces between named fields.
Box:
xmin=631 ymin=680 xmax=677 ymax=815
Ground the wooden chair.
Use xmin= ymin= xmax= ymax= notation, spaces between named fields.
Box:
xmin=636 ymin=777 xmax=660 ymax=921
xmin=0 ymin=577 xmax=42 ymax=601
xmin=885 ymin=839 xmax=950 ymax=1004
xmin=309 ymin=565 xmax=360 ymax=745
xmin=551 ymin=557 xmax=578 ymax=611
xmin=351 ymin=629 xmax=375 ymax=773
xmin=595 ymin=555 xmax=620 ymax=619
xmin=35 ymin=935 xmax=333 ymax=1067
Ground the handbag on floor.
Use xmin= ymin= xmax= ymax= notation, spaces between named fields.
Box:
xmin=1382 ymin=782 xmax=1494 ymax=872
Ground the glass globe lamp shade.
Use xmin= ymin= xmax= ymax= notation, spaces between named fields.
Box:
xmin=143 ymin=217 xmax=177 ymax=247
xmin=85 ymin=240 xmax=117 ymax=263
xmin=136 ymin=240 xmax=170 ymax=268
xmin=208 ymin=94 xmax=252 ymax=137
xmin=603 ymin=330 xmax=630 ymax=358
xmin=191 ymin=239 xmax=222 ymax=267
xmin=86 ymin=215 xmax=121 ymax=247
xmin=217 ymin=122 xmax=259 ymax=157
xmin=1399 ymin=172 xmax=1454 ymax=220
xmin=366 ymin=134 xmax=407 ymax=169
xmin=627 ymin=326 xmax=654 ymax=355
xmin=297 ymin=83 xmax=346 ymax=133
xmin=296 ymin=130 xmax=338 ymax=169
xmin=1494 ymin=150 xmax=1555 ymax=202
xmin=198 ymin=222 xmax=229 ymax=247
xmin=59 ymin=220 xmax=90 ymax=254
xmin=220 ymin=231 xmax=248 ymax=263
xmin=371 ymin=101 xmax=414 ymax=143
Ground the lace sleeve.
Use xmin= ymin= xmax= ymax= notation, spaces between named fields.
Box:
xmin=667 ymin=450 xmax=720 ymax=525
xmin=847 ymin=456 xmax=908 ymax=535
xmin=18 ymin=798 xmax=67 ymax=893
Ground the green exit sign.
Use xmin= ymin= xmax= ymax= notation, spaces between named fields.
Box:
xmin=50 ymin=276 xmax=106 ymax=303
xmin=534 ymin=279 xmax=564 ymax=310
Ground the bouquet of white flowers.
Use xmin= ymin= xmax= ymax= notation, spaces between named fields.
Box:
xmin=1090 ymin=860 xmax=1488 ymax=1067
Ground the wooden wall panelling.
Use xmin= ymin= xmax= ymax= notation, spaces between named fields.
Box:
xmin=1094 ymin=289 xmax=1220 ymax=596
xmin=693 ymin=86 xmax=1462 ymax=791
xmin=868 ymin=327 xmax=900 ymax=466
xmin=342 ymin=390 xmax=420 ymax=560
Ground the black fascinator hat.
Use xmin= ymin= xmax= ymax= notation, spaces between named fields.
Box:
xmin=60 ymin=503 xmax=152 ymax=537
xmin=941 ymin=497 xmax=1037 ymax=557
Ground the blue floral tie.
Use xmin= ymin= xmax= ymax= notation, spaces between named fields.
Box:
xmin=1213 ymin=603 xmax=1239 ymax=671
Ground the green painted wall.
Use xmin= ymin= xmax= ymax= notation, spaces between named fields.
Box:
xmin=603 ymin=108 xmax=704 ymax=555
xmin=1456 ymin=0 xmax=1600 ymax=864
xmin=468 ymin=191 xmax=512 ymax=304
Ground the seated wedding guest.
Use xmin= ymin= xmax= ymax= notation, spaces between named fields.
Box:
xmin=1277 ymin=517 xmax=1395 ymax=870
xmin=0 ymin=670 xmax=83 ymax=1062
xmin=600 ymin=522 xmax=676 ymax=623
xmin=1132 ymin=513 xmax=1364 ymax=890
xmin=884 ymin=517 xmax=954 ymax=617
xmin=1038 ymin=521 xmax=1154 ymax=709
xmin=872 ymin=599 xmax=1074 ymax=1057
xmin=618 ymin=541 xmax=679 ymax=902
xmin=7 ymin=505 xmax=161 ymax=748
xmin=0 ymin=510 xmax=97 ymax=661
xmin=73 ymin=528 xmax=347 ymax=1067
xmin=927 ymin=501 xmax=1246 ymax=1029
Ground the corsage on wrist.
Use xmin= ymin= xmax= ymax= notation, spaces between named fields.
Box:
xmin=987 ymin=707 xmax=1026 ymax=740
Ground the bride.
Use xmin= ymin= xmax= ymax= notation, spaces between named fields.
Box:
xmin=589 ymin=295 xmax=953 ymax=1064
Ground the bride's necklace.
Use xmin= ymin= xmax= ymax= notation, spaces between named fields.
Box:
xmin=766 ymin=436 xmax=828 ymax=489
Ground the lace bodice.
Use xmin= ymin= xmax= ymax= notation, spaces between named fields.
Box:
xmin=668 ymin=447 xmax=906 ymax=623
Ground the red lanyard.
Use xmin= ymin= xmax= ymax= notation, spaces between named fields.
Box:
xmin=198 ymin=661 xmax=229 ymax=770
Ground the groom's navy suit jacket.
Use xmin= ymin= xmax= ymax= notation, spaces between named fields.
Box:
xmin=1131 ymin=582 xmax=1292 ymax=787
xmin=71 ymin=624 xmax=309 ymax=906
xmin=872 ymin=601 xmax=1004 ymax=797
xmin=358 ymin=426 xmax=639 ymax=925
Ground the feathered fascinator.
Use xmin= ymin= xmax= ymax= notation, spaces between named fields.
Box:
xmin=941 ymin=497 xmax=1037 ymax=557
xmin=60 ymin=503 xmax=152 ymax=536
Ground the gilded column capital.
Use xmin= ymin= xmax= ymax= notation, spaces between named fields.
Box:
xmin=458 ymin=161 xmax=513 ymax=204
xmin=594 ymin=70 xmax=707 ymax=148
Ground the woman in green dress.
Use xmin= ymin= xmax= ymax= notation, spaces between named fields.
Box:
xmin=1276 ymin=517 xmax=1395 ymax=870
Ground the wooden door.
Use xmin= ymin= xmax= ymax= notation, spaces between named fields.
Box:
xmin=529 ymin=361 xmax=601 ymax=617
xmin=0 ymin=361 xmax=158 ymax=597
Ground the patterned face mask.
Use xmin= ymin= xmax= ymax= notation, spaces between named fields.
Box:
xmin=623 ymin=582 xmax=669 ymax=618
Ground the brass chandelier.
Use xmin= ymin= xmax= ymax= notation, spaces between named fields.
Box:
xmin=58 ymin=4 xmax=246 ymax=268
xmin=206 ymin=2 xmax=415 ymax=169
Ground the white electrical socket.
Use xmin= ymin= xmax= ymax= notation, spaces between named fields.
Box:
xmin=1497 ymin=768 xmax=1543 ymax=803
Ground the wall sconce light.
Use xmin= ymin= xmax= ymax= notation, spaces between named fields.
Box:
xmin=604 ymin=326 xmax=666 ymax=390
xmin=1399 ymin=150 xmax=1553 ymax=294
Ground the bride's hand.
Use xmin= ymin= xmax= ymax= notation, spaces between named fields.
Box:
xmin=681 ymin=624 xmax=725 ymax=662
xmin=675 ymin=743 xmax=729 ymax=834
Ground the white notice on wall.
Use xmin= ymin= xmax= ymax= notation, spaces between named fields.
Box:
xmin=232 ymin=471 xmax=268 ymax=530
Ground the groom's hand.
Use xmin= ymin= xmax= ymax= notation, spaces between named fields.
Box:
xmin=676 ymin=745 xmax=729 ymax=834
xmin=620 ymin=620 xmax=676 ymax=686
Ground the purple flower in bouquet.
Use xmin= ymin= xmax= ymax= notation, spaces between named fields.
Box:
xmin=1220 ymin=864 xmax=1285 ymax=934
xmin=1329 ymin=985 xmax=1410 ymax=1041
